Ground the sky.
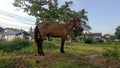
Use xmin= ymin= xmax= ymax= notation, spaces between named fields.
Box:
xmin=0 ymin=0 xmax=120 ymax=35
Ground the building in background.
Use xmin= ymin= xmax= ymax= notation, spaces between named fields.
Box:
xmin=0 ymin=27 xmax=32 ymax=41
xmin=83 ymin=32 xmax=102 ymax=42
xmin=3 ymin=31 xmax=31 ymax=41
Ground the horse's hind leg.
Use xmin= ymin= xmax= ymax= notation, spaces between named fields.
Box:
xmin=39 ymin=40 xmax=45 ymax=56
xmin=38 ymin=39 xmax=42 ymax=55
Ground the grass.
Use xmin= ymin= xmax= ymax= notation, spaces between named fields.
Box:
xmin=0 ymin=39 xmax=120 ymax=68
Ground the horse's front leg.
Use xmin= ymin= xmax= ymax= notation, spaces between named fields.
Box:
xmin=60 ymin=38 xmax=65 ymax=53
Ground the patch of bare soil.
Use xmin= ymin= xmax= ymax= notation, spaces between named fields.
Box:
xmin=10 ymin=54 xmax=61 ymax=68
xmin=10 ymin=53 xmax=120 ymax=68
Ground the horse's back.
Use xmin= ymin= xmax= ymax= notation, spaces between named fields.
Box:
xmin=37 ymin=23 xmax=66 ymax=37
xmin=38 ymin=23 xmax=64 ymax=30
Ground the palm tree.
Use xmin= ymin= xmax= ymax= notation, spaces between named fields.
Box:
xmin=78 ymin=9 xmax=91 ymax=31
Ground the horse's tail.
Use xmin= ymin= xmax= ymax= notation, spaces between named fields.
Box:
xmin=34 ymin=23 xmax=41 ymax=46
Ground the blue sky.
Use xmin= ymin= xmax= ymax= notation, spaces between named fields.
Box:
xmin=0 ymin=0 xmax=120 ymax=35
xmin=69 ymin=0 xmax=120 ymax=34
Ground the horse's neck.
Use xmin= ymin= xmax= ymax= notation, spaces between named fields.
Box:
xmin=65 ymin=22 xmax=74 ymax=33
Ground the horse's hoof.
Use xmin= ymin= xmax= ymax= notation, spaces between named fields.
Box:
xmin=42 ymin=54 xmax=45 ymax=56
xmin=38 ymin=52 xmax=41 ymax=55
xmin=61 ymin=51 xmax=65 ymax=54
xmin=38 ymin=54 xmax=45 ymax=56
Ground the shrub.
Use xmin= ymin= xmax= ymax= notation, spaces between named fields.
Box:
xmin=84 ymin=37 xmax=93 ymax=44
xmin=98 ymin=39 xmax=104 ymax=43
xmin=0 ymin=38 xmax=32 ymax=53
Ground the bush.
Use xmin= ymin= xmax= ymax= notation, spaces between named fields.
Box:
xmin=98 ymin=39 xmax=104 ymax=43
xmin=84 ymin=37 xmax=93 ymax=44
xmin=0 ymin=38 xmax=32 ymax=53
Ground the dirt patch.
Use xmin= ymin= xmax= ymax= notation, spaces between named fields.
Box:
xmin=10 ymin=54 xmax=61 ymax=68
xmin=9 ymin=53 xmax=120 ymax=68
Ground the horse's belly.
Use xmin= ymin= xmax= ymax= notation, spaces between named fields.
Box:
xmin=50 ymin=33 xmax=62 ymax=37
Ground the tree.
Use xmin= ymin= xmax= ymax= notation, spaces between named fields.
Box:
xmin=13 ymin=0 xmax=72 ymax=23
xmin=115 ymin=25 xmax=120 ymax=40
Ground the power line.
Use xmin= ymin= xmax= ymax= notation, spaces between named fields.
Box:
xmin=0 ymin=20 xmax=34 ymax=29
xmin=1 ymin=24 xmax=35 ymax=31
xmin=0 ymin=10 xmax=35 ymax=25
xmin=0 ymin=23 xmax=29 ymax=29
xmin=0 ymin=15 xmax=34 ymax=26
xmin=0 ymin=15 xmax=35 ymax=31
xmin=0 ymin=10 xmax=35 ymax=21
xmin=0 ymin=12 xmax=35 ymax=26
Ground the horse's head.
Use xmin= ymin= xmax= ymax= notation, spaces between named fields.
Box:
xmin=72 ymin=19 xmax=84 ymax=32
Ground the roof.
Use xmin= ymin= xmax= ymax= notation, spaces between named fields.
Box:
xmin=4 ymin=31 xmax=21 ymax=35
xmin=4 ymin=28 xmax=18 ymax=31
xmin=104 ymin=34 xmax=110 ymax=36
xmin=3 ymin=31 xmax=30 ymax=36
xmin=84 ymin=33 xmax=102 ymax=36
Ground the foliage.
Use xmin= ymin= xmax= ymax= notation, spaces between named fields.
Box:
xmin=103 ymin=41 xmax=120 ymax=45
xmin=69 ymin=29 xmax=82 ymax=38
xmin=115 ymin=25 xmax=120 ymax=40
xmin=26 ymin=58 xmax=36 ymax=68
xmin=52 ymin=38 xmax=61 ymax=44
xmin=103 ymin=46 xmax=120 ymax=60
xmin=0 ymin=38 xmax=32 ymax=53
xmin=0 ymin=58 xmax=12 ymax=68
xmin=43 ymin=41 xmax=57 ymax=49
xmin=16 ymin=45 xmax=36 ymax=55
xmin=51 ymin=55 xmax=99 ymax=68
xmin=84 ymin=37 xmax=93 ymax=44
xmin=0 ymin=57 xmax=37 ymax=68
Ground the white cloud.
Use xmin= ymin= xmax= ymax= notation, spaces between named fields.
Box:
xmin=0 ymin=0 xmax=35 ymax=31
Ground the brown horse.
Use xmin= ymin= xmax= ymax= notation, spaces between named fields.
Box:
xmin=34 ymin=19 xmax=83 ymax=56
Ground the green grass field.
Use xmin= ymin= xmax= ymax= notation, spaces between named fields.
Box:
xmin=0 ymin=39 xmax=120 ymax=68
